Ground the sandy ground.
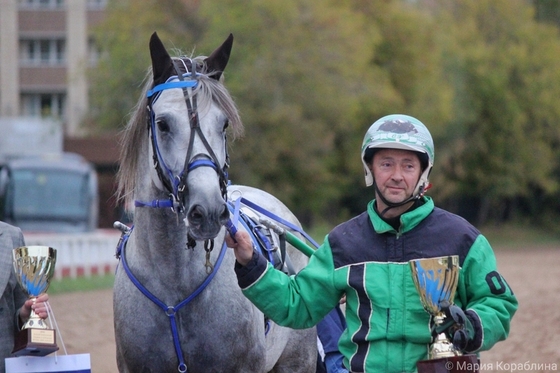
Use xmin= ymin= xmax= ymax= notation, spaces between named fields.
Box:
xmin=47 ymin=247 xmax=560 ymax=373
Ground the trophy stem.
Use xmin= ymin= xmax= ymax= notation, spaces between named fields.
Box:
xmin=429 ymin=313 xmax=460 ymax=359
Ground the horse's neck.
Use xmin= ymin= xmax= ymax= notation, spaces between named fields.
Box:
xmin=131 ymin=211 xmax=193 ymax=271
xmin=130 ymin=206 xmax=229 ymax=282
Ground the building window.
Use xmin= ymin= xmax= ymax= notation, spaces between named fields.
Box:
xmin=19 ymin=0 xmax=64 ymax=9
xmin=20 ymin=39 xmax=65 ymax=65
xmin=21 ymin=94 xmax=66 ymax=119
xmin=88 ymin=37 xmax=101 ymax=66
xmin=87 ymin=0 xmax=107 ymax=9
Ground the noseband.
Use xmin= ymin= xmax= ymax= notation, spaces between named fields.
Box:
xmin=144 ymin=60 xmax=229 ymax=214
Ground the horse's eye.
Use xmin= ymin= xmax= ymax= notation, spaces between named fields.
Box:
xmin=223 ymin=119 xmax=229 ymax=131
xmin=156 ymin=119 xmax=170 ymax=133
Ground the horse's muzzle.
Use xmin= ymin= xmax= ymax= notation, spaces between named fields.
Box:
xmin=186 ymin=203 xmax=230 ymax=240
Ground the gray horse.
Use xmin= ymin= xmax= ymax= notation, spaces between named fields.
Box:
xmin=113 ymin=32 xmax=317 ymax=372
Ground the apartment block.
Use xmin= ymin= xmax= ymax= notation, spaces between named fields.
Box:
xmin=0 ymin=0 xmax=106 ymax=136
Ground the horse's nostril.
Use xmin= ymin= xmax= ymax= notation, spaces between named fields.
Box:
xmin=188 ymin=205 xmax=205 ymax=224
xmin=219 ymin=205 xmax=230 ymax=223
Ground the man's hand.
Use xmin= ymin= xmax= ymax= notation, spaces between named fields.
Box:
xmin=433 ymin=301 xmax=475 ymax=352
xmin=225 ymin=230 xmax=254 ymax=266
xmin=19 ymin=293 xmax=49 ymax=322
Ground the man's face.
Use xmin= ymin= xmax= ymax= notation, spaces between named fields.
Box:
xmin=370 ymin=148 xmax=422 ymax=206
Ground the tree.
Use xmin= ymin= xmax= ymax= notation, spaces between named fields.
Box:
xmin=428 ymin=0 xmax=560 ymax=225
xmin=86 ymin=0 xmax=205 ymax=132
xmin=533 ymin=0 xmax=560 ymax=27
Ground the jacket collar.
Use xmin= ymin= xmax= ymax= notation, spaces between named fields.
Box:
xmin=368 ymin=196 xmax=434 ymax=234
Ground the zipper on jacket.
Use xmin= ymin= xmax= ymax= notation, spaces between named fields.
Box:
xmin=386 ymin=308 xmax=390 ymax=332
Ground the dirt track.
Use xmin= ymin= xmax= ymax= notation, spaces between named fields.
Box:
xmin=48 ymin=247 xmax=560 ymax=373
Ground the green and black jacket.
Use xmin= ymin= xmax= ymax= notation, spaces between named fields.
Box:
xmin=235 ymin=197 xmax=518 ymax=373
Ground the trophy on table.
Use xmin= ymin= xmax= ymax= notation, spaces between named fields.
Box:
xmin=410 ymin=256 xmax=478 ymax=373
xmin=11 ymin=246 xmax=59 ymax=357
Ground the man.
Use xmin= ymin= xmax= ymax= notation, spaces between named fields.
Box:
xmin=0 ymin=221 xmax=49 ymax=373
xmin=226 ymin=114 xmax=518 ymax=373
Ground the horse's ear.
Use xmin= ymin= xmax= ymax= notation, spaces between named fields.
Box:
xmin=149 ymin=32 xmax=175 ymax=86
xmin=204 ymin=34 xmax=233 ymax=81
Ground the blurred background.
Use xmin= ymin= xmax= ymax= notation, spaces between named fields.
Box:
xmin=2 ymin=0 xmax=560 ymax=235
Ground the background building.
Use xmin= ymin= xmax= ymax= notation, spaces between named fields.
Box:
xmin=0 ymin=0 xmax=122 ymax=229
xmin=0 ymin=0 xmax=106 ymax=135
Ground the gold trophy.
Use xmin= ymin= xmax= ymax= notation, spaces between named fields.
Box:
xmin=410 ymin=256 xmax=478 ymax=373
xmin=12 ymin=246 xmax=59 ymax=357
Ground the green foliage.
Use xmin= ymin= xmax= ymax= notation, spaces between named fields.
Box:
xmin=86 ymin=0 xmax=560 ymax=228
xmin=533 ymin=0 xmax=560 ymax=26
xmin=200 ymin=0 xmax=394 ymax=224
xmin=429 ymin=0 xmax=560 ymax=224
xmin=86 ymin=0 xmax=205 ymax=132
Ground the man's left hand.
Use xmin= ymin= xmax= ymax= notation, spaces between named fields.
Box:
xmin=433 ymin=301 xmax=475 ymax=352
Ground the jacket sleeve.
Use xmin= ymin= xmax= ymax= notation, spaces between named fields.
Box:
xmin=235 ymin=236 xmax=343 ymax=329
xmin=12 ymin=228 xmax=28 ymax=328
xmin=457 ymin=234 xmax=518 ymax=352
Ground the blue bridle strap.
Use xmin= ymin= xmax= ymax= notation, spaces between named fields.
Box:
xmin=115 ymin=226 xmax=227 ymax=373
xmin=228 ymin=197 xmax=320 ymax=249
xmin=134 ymin=159 xmax=218 ymax=209
xmin=147 ymin=80 xmax=198 ymax=98
xmin=134 ymin=199 xmax=174 ymax=208
xmin=188 ymin=159 xmax=218 ymax=172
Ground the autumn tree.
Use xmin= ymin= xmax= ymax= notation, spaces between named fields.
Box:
xmin=427 ymin=0 xmax=560 ymax=225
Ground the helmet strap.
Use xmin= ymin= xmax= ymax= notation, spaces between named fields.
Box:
xmin=373 ymin=180 xmax=426 ymax=217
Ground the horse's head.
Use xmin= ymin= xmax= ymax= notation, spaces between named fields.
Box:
xmin=122 ymin=32 xmax=242 ymax=241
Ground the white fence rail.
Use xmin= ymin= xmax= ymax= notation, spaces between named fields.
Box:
xmin=24 ymin=230 xmax=122 ymax=279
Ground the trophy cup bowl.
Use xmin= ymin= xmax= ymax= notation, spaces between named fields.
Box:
xmin=410 ymin=256 xmax=478 ymax=373
xmin=12 ymin=246 xmax=59 ymax=357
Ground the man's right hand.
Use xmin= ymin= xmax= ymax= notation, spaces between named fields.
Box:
xmin=225 ymin=230 xmax=254 ymax=266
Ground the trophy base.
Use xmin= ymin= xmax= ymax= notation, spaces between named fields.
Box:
xmin=417 ymin=355 xmax=479 ymax=373
xmin=12 ymin=328 xmax=59 ymax=357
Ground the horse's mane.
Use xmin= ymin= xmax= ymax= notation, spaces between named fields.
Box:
xmin=116 ymin=56 xmax=244 ymax=206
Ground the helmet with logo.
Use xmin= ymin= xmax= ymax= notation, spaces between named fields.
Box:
xmin=361 ymin=114 xmax=434 ymax=199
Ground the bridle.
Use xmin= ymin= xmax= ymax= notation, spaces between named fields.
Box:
xmin=138 ymin=58 xmax=230 ymax=215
